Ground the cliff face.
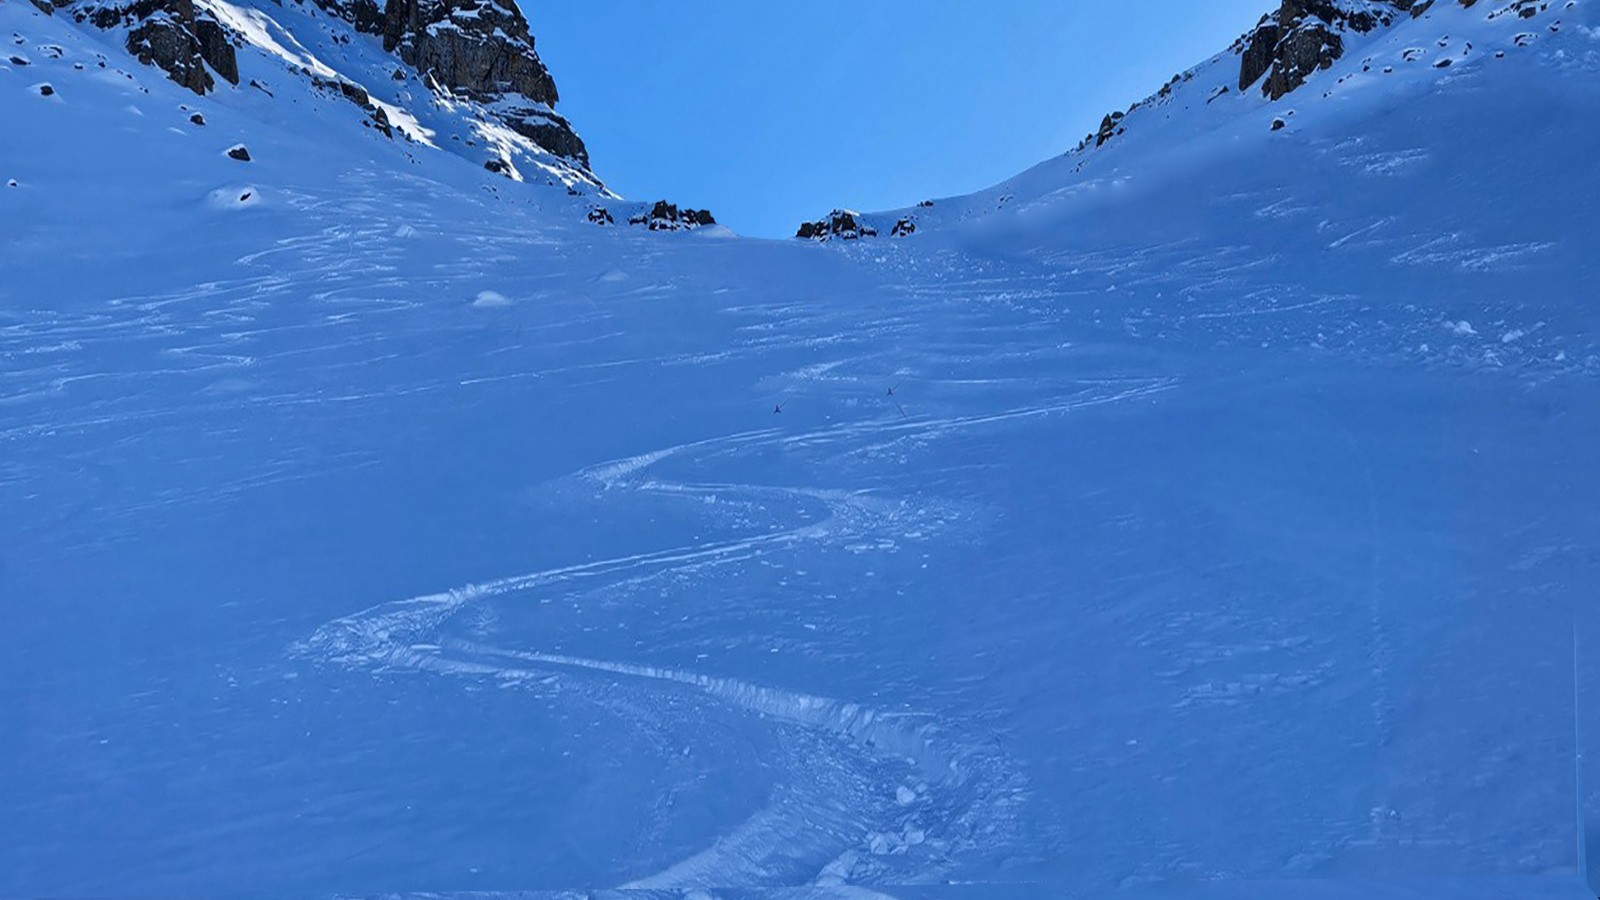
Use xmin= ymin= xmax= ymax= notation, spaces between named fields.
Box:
xmin=1236 ymin=0 xmax=1425 ymax=100
xmin=58 ymin=0 xmax=588 ymax=169
xmin=48 ymin=0 xmax=238 ymax=96
xmin=361 ymin=0 xmax=588 ymax=166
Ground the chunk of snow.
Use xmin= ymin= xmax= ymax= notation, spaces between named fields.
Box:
xmin=472 ymin=290 xmax=514 ymax=308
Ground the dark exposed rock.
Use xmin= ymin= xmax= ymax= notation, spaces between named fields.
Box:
xmin=316 ymin=0 xmax=385 ymax=33
xmin=312 ymin=74 xmax=369 ymax=107
xmin=189 ymin=112 xmax=205 ymax=125
xmin=226 ymin=143 xmax=250 ymax=161
xmin=1095 ymin=111 xmax=1125 ymax=147
xmin=193 ymin=15 xmax=237 ymax=84
xmin=311 ymin=0 xmax=589 ymax=170
xmin=369 ymin=105 xmax=393 ymax=137
xmin=917 ymin=199 xmax=934 ymax=208
xmin=1271 ymin=117 xmax=1287 ymax=130
xmin=1236 ymin=0 xmax=1416 ymax=100
xmin=484 ymin=158 xmax=509 ymax=174
xmin=381 ymin=0 xmax=555 ymax=101
xmin=309 ymin=75 xmax=394 ymax=136
xmin=890 ymin=217 xmax=917 ymax=237
xmin=797 ymin=209 xmax=877 ymax=241
xmin=8 ymin=55 xmax=29 ymax=66
xmin=28 ymin=0 xmax=57 ymax=13
xmin=37 ymin=83 xmax=55 ymax=96
xmin=78 ymin=0 xmax=239 ymax=95
xmin=1485 ymin=0 xmax=1549 ymax=19
xmin=633 ymin=200 xmax=715 ymax=231
xmin=586 ymin=206 xmax=614 ymax=226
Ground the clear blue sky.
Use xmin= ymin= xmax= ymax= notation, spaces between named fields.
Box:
xmin=528 ymin=1 xmax=1268 ymax=237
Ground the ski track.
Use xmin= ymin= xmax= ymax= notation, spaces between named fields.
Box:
xmin=291 ymin=389 xmax=1089 ymax=889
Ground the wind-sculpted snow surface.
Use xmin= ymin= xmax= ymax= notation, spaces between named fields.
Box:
xmin=4 ymin=0 xmax=1600 ymax=897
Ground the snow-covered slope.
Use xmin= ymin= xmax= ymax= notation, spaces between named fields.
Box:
xmin=813 ymin=0 xmax=1585 ymax=241
xmin=2 ymin=0 xmax=1598 ymax=897
xmin=13 ymin=0 xmax=602 ymax=190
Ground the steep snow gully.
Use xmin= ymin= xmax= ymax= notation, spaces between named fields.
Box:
xmin=3 ymin=0 xmax=1600 ymax=898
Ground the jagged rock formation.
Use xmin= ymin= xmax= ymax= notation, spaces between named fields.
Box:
xmin=56 ymin=0 xmax=593 ymax=173
xmin=310 ymin=75 xmax=393 ymax=136
xmin=1095 ymin=111 xmax=1126 ymax=147
xmin=66 ymin=0 xmax=238 ymax=95
xmin=1236 ymin=0 xmax=1423 ymax=100
xmin=797 ymin=210 xmax=877 ymax=241
xmin=314 ymin=0 xmax=587 ymax=166
xmin=624 ymin=201 xmax=716 ymax=231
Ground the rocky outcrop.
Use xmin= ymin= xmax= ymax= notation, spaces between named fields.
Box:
xmin=797 ymin=210 xmax=877 ymax=241
xmin=795 ymin=210 xmax=920 ymax=242
xmin=73 ymin=0 xmax=239 ymax=95
xmin=1236 ymin=0 xmax=1419 ymax=100
xmin=626 ymin=200 xmax=716 ymax=231
xmin=1095 ymin=111 xmax=1125 ymax=147
xmin=311 ymin=75 xmax=394 ymax=136
xmin=313 ymin=0 xmax=588 ymax=167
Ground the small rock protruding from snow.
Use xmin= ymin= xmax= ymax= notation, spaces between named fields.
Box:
xmin=226 ymin=144 xmax=251 ymax=162
xmin=586 ymin=207 xmax=615 ymax=226
xmin=36 ymin=83 xmax=55 ymax=97
xmin=205 ymin=185 xmax=261 ymax=209
xmin=890 ymin=217 xmax=917 ymax=237
xmin=189 ymin=112 xmax=205 ymax=126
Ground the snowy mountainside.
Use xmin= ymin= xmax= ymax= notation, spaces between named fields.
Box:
xmin=12 ymin=0 xmax=604 ymax=189
xmin=814 ymin=0 xmax=1584 ymax=239
xmin=3 ymin=0 xmax=1600 ymax=897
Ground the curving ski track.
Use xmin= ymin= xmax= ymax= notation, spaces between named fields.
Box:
xmin=294 ymin=379 xmax=1176 ymax=891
